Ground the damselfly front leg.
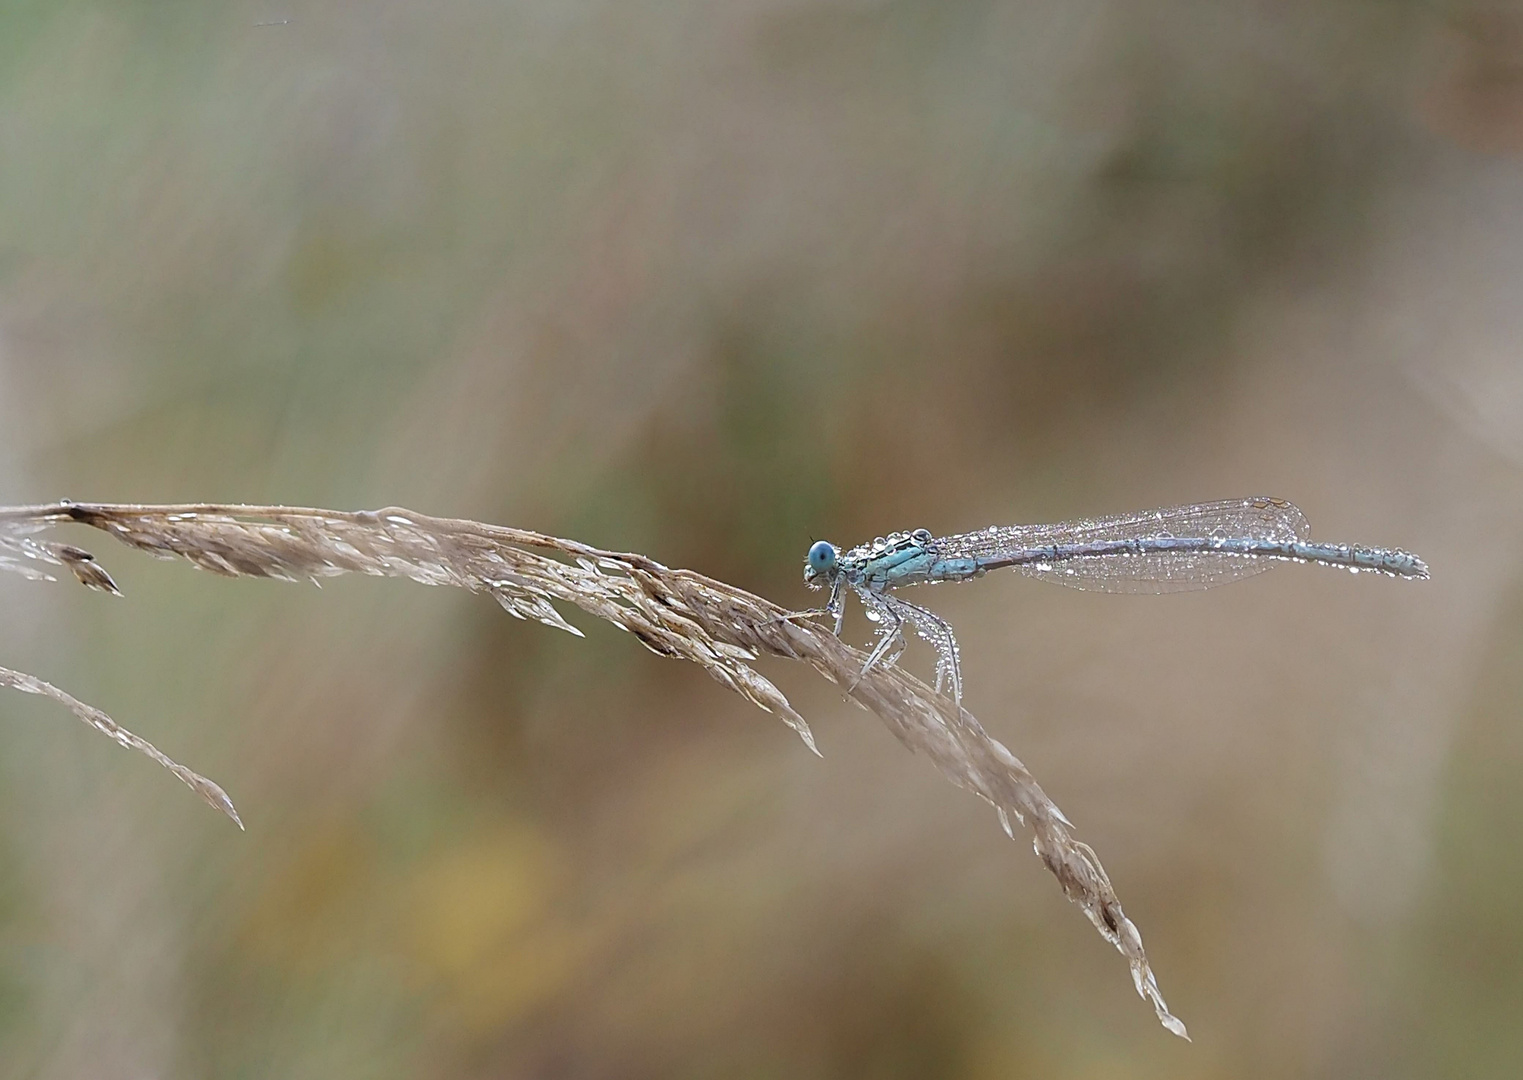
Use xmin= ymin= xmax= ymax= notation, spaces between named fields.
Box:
xmin=773 ymin=573 xmax=848 ymax=632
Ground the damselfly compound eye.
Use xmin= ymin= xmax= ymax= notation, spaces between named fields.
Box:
xmin=807 ymin=540 xmax=837 ymax=575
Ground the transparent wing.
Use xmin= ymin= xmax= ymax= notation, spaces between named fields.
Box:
xmin=934 ymin=497 xmax=1311 ymax=594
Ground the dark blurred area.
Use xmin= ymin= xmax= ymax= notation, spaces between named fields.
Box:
xmin=1 ymin=1 xmax=1521 ymax=1076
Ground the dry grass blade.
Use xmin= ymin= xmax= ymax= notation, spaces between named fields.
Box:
xmin=0 ymin=500 xmax=1187 ymax=1037
xmin=0 ymin=665 xmax=242 ymax=828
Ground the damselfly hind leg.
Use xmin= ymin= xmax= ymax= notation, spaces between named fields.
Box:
xmin=882 ymin=594 xmax=963 ymax=711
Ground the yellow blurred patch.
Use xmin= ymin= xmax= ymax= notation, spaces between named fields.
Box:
xmin=405 ymin=822 xmax=590 ymax=1036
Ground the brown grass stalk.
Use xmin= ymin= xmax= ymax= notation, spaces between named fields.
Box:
xmin=0 ymin=500 xmax=1189 ymax=1038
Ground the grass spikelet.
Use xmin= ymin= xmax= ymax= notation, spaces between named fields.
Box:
xmin=0 ymin=500 xmax=1187 ymax=1037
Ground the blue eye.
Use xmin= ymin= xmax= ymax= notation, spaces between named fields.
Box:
xmin=807 ymin=540 xmax=837 ymax=574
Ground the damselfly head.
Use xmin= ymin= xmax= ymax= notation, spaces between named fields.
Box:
xmin=804 ymin=539 xmax=839 ymax=583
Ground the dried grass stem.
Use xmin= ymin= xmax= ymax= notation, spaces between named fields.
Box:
xmin=0 ymin=500 xmax=1187 ymax=1037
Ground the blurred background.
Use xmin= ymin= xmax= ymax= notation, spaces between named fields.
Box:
xmin=0 ymin=0 xmax=1519 ymax=1076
